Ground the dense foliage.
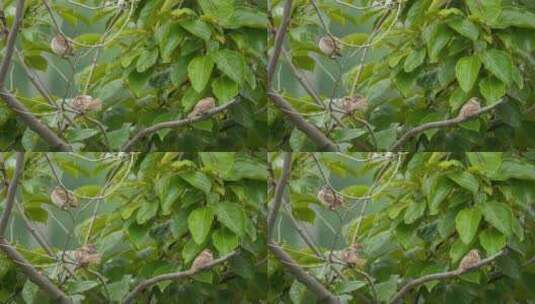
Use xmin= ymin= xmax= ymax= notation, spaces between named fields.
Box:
xmin=269 ymin=152 xmax=535 ymax=303
xmin=0 ymin=0 xmax=268 ymax=151
xmin=0 ymin=152 xmax=267 ymax=303
xmin=269 ymin=0 xmax=535 ymax=151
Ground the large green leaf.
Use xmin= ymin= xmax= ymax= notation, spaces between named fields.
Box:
xmin=212 ymin=228 xmax=239 ymax=255
xmin=211 ymin=49 xmax=246 ymax=84
xmin=214 ymin=201 xmax=245 ymax=236
xmin=479 ymin=228 xmax=506 ymax=255
xmin=187 ymin=207 xmax=214 ymax=244
xmin=180 ymin=171 xmax=212 ymax=194
xmin=480 ymin=49 xmax=513 ymax=86
xmin=455 ymin=208 xmax=482 ymax=244
xmin=456 ymin=55 xmax=481 ymax=92
xmin=479 ymin=201 xmax=513 ymax=237
xmin=448 ymin=17 xmax=480 ymax=41
xmin=187 ymin=55 xmax=214 ymax=92
xmin=447 ymin=171 xmax=479 ymax=193
xmin=403 ymin=48 xmax=426 ymax=72
xmin=479 ymin=76 xmax=506 ymax=104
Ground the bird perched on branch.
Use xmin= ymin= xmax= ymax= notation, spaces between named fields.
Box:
xmin=339 ymin=243 xmax=367 ymax=268
xmin=458 ymin=98 xmax=481 ymax=119
xmin=317 ymin=186 xmax=344 ymax=211
xmin=318 ymin=36 xmax=342 ymax=58
xmin=342 ymin=95 xmax=369 ymax=115
xmin=188 ymin=97 xmax=216 ymax=118
xmin=74 ymin=244 xmax=101 ymax=267
xmin=50 ymin=34 xmax=73 ymax=57
xmin=50 ymin=186 xmax=79 ymax=209
xmin=191 ymin=249 xmax=213 ymax=270
xmin=458 ymin=249 xmax=481 ymax=272
xmin=69 ymin=95 xmax=102 ymax=113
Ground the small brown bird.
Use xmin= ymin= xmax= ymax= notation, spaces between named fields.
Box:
xmin=458 ymin=98 xmax=481 ymax=119
xmin=318 ymin=36 xmax=341 ymax=58
xmin=458 ymin=249 xmax=481 ymax=271
xmin=50 ymin=186 xmax=79 ymax=209
xmin=339 ymin=243 xmax=367 ymax=268
xmin=188 ymin=97 xmax=216 ymax=118
xmin=50 ymin=34 xmax=73 ymax=57
xmin=70 ymin=95 xmax=102 ymax=113
xmin=191 ymin=249 xmax=213 ymax=270
xmin=74 ymin=244 xmax=101 ymax=267
xmin=317 ymin=186 xmax=344 ymax=211
xmin=342 ymin=95 xmax=369 ymax=114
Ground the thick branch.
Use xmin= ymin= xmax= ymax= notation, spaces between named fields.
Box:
xmin=268 ymin=91 xmax=338 ymax=151
xmin=0 ymin=0 xmax=24 ymax=85
xmin=0 ymin=152 xmax=24 ymax=236
xmin=0 ymin=238 xmax=71 ymax=304
xmin=267 ymin=153 xmax=292 ymax=240
xmin=0 ymin=90 xmax=71 ymax=151
xmin=390 ymin=250 xmax=506 ymax=303
xmin=123 ymin=251 xmax=238 ymax=304
xmin=267 ymin=153 xmax=340 ymax=304
xmin=121 ymin=99 xmax=239 ymax=151
xmin=0 ymin=0 xmax=71 ymax=151
xmin=391 ymin=99 xmax=507 ymax=151
xmin=267 ymin=0 xmax=293 ymax=85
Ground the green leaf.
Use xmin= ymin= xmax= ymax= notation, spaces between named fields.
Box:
xmin=479 ymin=201 xmax=513 ymax=237
xmin=455 ymin=208 xmax=482 ymax=244
xmin=456 ymin=55 xmax=481 ymax=92
xmin=404 ymin=200 xmax=426 ymax=224
xmin=466 ymin=0 xmax=501 ymax=23
xmin=428 ymin=177 xmax=453 ymax=215
xmin=188 ymin=55 xmax=214 ymax=92
xmin=200 ymin=152 xmax=235 ymax=175
xmin=341 ymin=184 xmax=369 ymax=197
xmin=180 ymin=171 xmax=212 ymax=194
xmin=211 ymin=49 xmax=246 ymax=84
xmin=479 ymin=228 xmax=506 ymax=255
xmin=427 ymin=24 xmax=452 ymax=62
xmin=22 ymin=280 xmax=38 ymax=304
xmin=448 ymin=17 xmax=480 ymax=40
xmin=214 ymin=202 xmax=245 ymax=236
xmin=136 ymin=200 xmax=159 ymax=224
xmin=480 ymin=49 xmax=513 ymax=86
xmin=212 ymin=228 xmax=239 ymax=255
xmin=212 ymin=76 xmax=239 ymax=104
xmin=198 ymin=0 xmax=234 ymax=24
xmin=403 ymin=48 xmax=426 ymax=72
xmin=179 ymin=19 xmax=212 ymax=40
xmin=107 ymin=126 xmax=130 ymax=150
xmin=375 ymin=275 xmax=398 ymax=302
xmin=496 ymin=8 xmax=535 ymax=29
xmin=187 ymin=207 xmax=214 ymax=244
xmin=467 ymin=152 xmax=503 ymax=176
xmin=447 ymin=171 xmax=479 ymax=193
xmin=66 ymin=280 xmax=99 ymax=294
xmin=136 ymin=48 xmax=159 ymax=73
xmin=108 ymin=276 xmax=131 ymax=302
xmin=479 ymin=76 xmax=506 ymax=104
xmin=450 ymin=238 xmax=470 ymax=263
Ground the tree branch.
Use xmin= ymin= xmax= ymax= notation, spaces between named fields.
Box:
xmin=0 ymin=238 xmax=72 ymax=304
xmin=268 ymin=91 xmax=338 ymax=151
xmin=0 ymin=153 xmax=71 ymax=303
xmin=0 ymin=0 xmax=71 ymax=151
xmin=121 ymin=99 xmax=239 ymax=151
xmin=0 ymin=152 xmax=24 ymax=236
xmin=268 ymin=153 xmax=340 ymax=304
xmin=391 ymin=99 xmax=507 ymax=151
xmin=122 ymin=251 xmax=238 ymax=304
xmin=267 ymin=0 xmax=293 ymax=85
xmin=390 ymin=250 xmax=506 ymax=304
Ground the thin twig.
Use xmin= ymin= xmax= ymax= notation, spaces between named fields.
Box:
xmin=0 ymin=153 xmax=24 ymax=236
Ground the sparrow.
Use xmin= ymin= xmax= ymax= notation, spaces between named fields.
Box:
xmin=458 ymin=98 xmax=481 ymax=119
xmin=458 ymin=249 xmax=481 ymax=271
xmin=342 ymin=95 xmax=369 ymax=114
xmin=188 ymin=97 xmax=216 ymax=118
xmin=318 ymin=36 xmax=341 ymax=58
xmin=191 ymin=249 xmax=214 ymax=270
xmin=339 ymin=243 xmax=366 ymax=268
xmin=50 ymin=186 xmax=79 ymax=209
xmin=69 ymin=95 xmax=103 ymax=113
xmin=50 ymin=34 xmax=73 ymax=57
xmin=317 ymin=186 xmax=344 ymax=211
xmin=74 ymin=244 xmax=101 ymax=267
